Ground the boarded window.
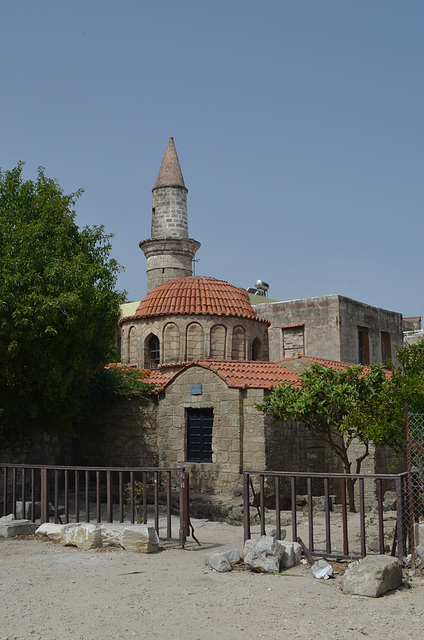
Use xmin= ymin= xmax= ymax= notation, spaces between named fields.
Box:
xmin=282 ymin=326 xmax=304 ymax=358
xmin=381 ymin=331 xmax=391 ymax=364
xmin=187 ymin=408 xmax=213 ymax=462
xmin=358 ymin=327 xmax=370 ymax=365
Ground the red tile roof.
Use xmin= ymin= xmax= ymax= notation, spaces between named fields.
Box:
xmin=169 ymin=359 xmax=300 ymax=390
xmin=121 ymin=277 xmax=269 ymax=324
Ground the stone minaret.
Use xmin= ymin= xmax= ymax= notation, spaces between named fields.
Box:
xmin=139 ymin=137 xmax=201 ymax=293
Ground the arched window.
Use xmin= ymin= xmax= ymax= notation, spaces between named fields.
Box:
xmin=252 ymin=337 xmax=261 ymax=361
xmin=145 ymin=334 xmax=160 ymax=369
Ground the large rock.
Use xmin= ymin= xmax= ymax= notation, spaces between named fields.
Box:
xmin=205 ymin=549 xmax=240 ymax=572
xmin=35 ymin=523 xmax=65 ymax=540
xmin=382 ymin=491 xmax=397 ymax=512
xmin=120 ymin=525 xmax=159 ymax=553
xmin=311 ymin=559 xmax=334 ymax=579
xmin=99 ymin=523 xmax=159 ymax=553
xmin=280 ymin=541 xmax=302 ymax=569
xmin=243 ymin=536 xmax=284 ymax=573
xmin=342 ymin=555 xmax=403 ymax=597
xmin=61 ymin=523 xmax=103 ymax=550
xmin=35 ymin=522 xmax=159 ymax=553
xmin=0 ymin=519 xmax=38 ymax=538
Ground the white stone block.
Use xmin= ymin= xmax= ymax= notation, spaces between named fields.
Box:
xmin=0 ymin=519 xmax=38 ymax=538
xmin=61 ymin=523 xmax=103 ymax=550
xmin=342 ymin=555 xmax=402 ymax=597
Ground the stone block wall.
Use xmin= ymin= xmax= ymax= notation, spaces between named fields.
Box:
xmin=77 ymin=396 xmax=159 ymax=468
xmin=151 ymin=186 xmax=188 ymax=239
xmin=157 ymin=366 xmax=244 ymax=493
xmin=255 ymin=295 xmax=342 ymax=362
xmin=121 ymin=314 xmax=269 ymax=367
xmin=242 ymin=388 xmax=267 ymax=471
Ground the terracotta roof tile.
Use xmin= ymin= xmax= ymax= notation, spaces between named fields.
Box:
xmin=125 ymin=277 xmax=270 ymax=324
xmin=169 ymin=359 xmax=300 ymax=390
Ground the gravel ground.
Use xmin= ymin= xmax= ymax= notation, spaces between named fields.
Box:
xmin=1 ymin=519 xmax=423 ymax=640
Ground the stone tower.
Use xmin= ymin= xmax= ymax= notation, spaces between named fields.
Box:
xmin=139 ymin=137 xmax=201 ymax=293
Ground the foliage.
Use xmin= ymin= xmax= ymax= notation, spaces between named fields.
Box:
xmin=0 ymin=163 xmax=125 ymax=444
xmin=125 ymin=480 xmax=144 ymax=524
xmin=89 ymin=365 xmax=157 ymax=399
xmin=392 ymin=340 xmax=424 ymax=415
xmin=256 ymin=363 xmax=405 ymax=510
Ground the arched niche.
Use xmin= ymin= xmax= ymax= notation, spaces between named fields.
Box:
xmin=128 ymin=326 xmax=137 ymax=364
xmin=210 ymin=324 xmax=226 ymax=359
xmin=232 ymin=325 xmax=246 ymax=360
xmin=163 ymin=322 xmax=180 ymax=363
xmin=186 ymin=322 xmax=204 ymax=361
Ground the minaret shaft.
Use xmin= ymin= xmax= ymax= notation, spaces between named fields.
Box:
xmin=140 ymin=138 xmax=200 ymax=293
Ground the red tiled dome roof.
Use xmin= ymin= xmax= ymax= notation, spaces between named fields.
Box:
xmin=134 ymin=276 xmax=263 ymax=321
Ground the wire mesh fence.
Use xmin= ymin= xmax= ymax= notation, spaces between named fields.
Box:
xmin=405 ymin=408 xmax=424 ymax=568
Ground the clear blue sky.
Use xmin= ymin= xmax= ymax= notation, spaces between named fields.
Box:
xmin=1 ymin=1 xmax=423 ymax=317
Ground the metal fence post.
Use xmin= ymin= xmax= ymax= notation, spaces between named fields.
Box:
xmin=40 ymin=468 xmax=48 ymax=524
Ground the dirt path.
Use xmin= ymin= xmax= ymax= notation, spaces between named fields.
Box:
xmin=1 ymin=519 xmax=423 ymax=640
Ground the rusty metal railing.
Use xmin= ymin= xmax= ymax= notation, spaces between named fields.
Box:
xmin=243 ymin=470 xmax=409 ymax=561
xmin=0 ymin=464 xmax=190 ymax=547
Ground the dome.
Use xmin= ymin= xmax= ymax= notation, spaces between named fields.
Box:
xmin=133 ymin=276 xmax=263 ymax=321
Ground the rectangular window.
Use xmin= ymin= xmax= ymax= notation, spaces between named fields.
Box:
xmin=358 ymin=326 xmax=370 ymax=365
xmin=381 ymin=331 xmax=391 ymax=364
xmin=282 ymin=325 xmax=304 ymax=358
xmin=187 ymin=408 xmax=213 ymax=462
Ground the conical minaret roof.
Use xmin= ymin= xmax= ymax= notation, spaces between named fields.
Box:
xmin=154 ymin=137 xmax=186 ymax=189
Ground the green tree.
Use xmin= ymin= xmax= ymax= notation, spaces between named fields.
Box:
xmin=0 ymin=163 xmax=125 ymax=444
xmin=392 ymin=340 xmax=424 ymax=415
xmin=256 ymin=363 xmax=404 ymax=511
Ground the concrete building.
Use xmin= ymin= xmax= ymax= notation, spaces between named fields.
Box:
xmin=254 ymin=294 xmax=403 ymax=367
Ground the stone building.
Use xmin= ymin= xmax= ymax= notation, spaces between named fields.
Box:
xmin=112 ymin=138 xmax=405 ymax=497
xmin=120 ymin=138 xmax=269 ymax=369
xmin=254 ymin=295 xmax=403 ymax=367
